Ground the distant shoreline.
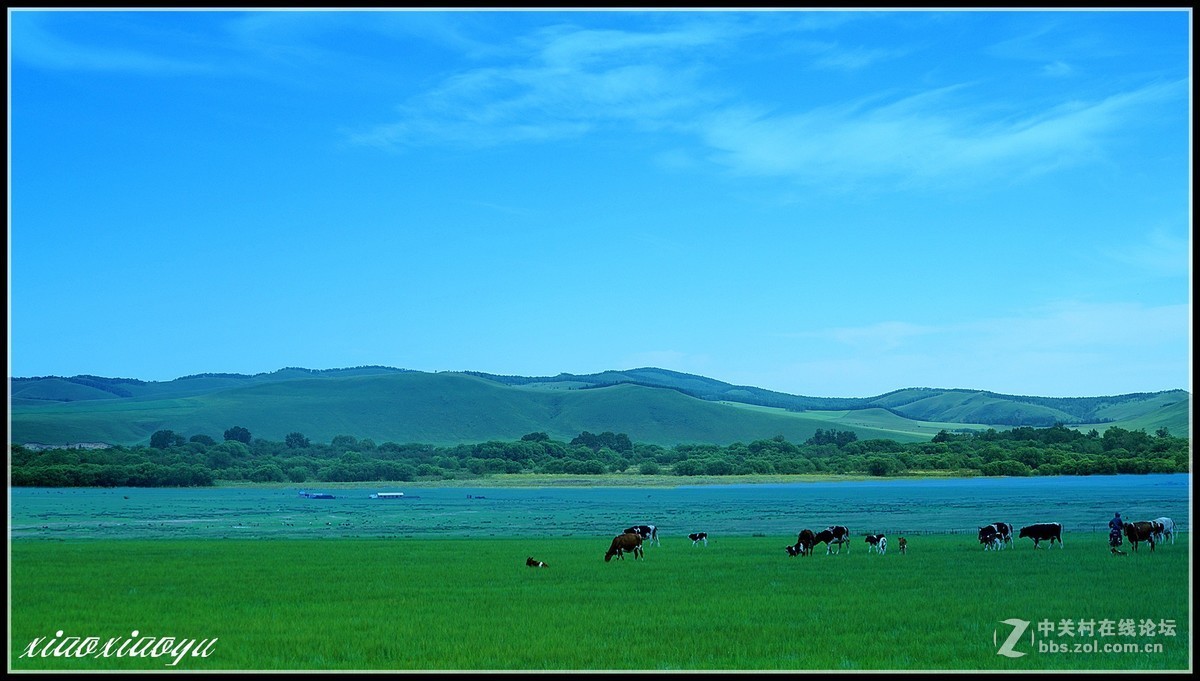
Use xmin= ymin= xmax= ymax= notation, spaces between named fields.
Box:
xmin=221 ymin=470 xmax=1185 ymax=490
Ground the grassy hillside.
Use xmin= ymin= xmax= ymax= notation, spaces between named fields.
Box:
xmin=11 ymin=373 xmax=927 ymax=447
xmin=10 ymin=368 xmax=1190 ymax=447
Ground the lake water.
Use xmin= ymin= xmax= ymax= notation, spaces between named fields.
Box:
xmin=9 ymin=474 xmax=1189 ymax=542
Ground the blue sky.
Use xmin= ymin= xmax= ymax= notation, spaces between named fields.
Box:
xmin=7 ymin=8 xmax=1192 ymax=398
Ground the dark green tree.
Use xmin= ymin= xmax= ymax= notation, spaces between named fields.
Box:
xmin=285 ymin=432 xmax=310 ymax=449
xmin=150 ymin=430 xmax=185 ymax=449
xmin=224 ymin=426 xmax=252 ymax=444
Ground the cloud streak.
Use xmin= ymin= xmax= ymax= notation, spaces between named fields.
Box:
xmin=345 ymin=16 xmax=1186 ymax=193
xmin=10 ymin=11 xmax=212 ymax=74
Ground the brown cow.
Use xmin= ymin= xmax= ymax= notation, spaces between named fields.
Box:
xmin=604 ymin=532 xmax=644 ymax=562
xmin=785 ymin=529 xmax=816 ymax=557
xmin=1124 ymin=521 xmax=1160 ymax=552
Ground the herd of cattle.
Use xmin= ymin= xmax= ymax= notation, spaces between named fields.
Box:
xmin=570 ymin=517 xmax=1180 ymax=565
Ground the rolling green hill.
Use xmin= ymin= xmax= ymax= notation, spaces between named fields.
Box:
xmin=9 ymin=367 xmax=1190 ymax=447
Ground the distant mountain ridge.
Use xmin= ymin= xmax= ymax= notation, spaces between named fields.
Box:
xmin=9 ymin=366 xmax=1189 ymax=447
xmin=459 ymin=367 xmax=1187 ymax=426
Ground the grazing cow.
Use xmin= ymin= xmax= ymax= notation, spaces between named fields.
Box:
xmin=786 ymin=529 xmax=816 ymax=557
xmin=526 ymin=557 xmax=549 ymax=568
xmin=1124 ymin=521 xmax=1158 ymax=552
xmin=797 ymin=529 xmax=815 ymax=556
xmin=898 ymin=537 xmax=907 ymax=555
xmin=688 ymin=532 xmax=708 ymax=547
xmin=813 ymin=525 xmax=850 ymax=554
xmin=868 ymin=534 xmax=888 ymax=556
xmin=624 ymin=524 xmax=660 ymax=547
xmin=605 ymin=532 xmax=645 ymax=562
xmin=865 ymin=534 xmax=886 ymax=553
xmin=1018 ymin=523 xmax=1063 ymax=549
xmin=1153 ymin=517 xmax=1175 ymax=545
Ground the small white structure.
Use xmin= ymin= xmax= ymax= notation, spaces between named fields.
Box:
xmin=371 ymin=492 xmax=405 ymax=499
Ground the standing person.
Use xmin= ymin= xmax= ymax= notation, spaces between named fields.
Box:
xmin=1108 ymin=512 xmax=1125 ymax=554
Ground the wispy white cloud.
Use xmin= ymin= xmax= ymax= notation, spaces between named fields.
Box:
xmin=10 ymin=11 xmax=211 ymax=74
xmin=810 ymin=44 xmax=909 ymax=71
xmin=774 ymin=300 xmax=1190 ymax=396
xmin=1099 ymin=227 xmax=1190 ymax=277
xmin=348 ymin=21 xmax=728 ymax=150
xmin=1041 ymin=60 xmax=1074 ymax=77
xmin=695 ymin=78 xmax=1186 ymax=189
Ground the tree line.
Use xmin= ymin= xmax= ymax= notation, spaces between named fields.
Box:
xmin=9 ymin=423 xmax=1189 ymax=488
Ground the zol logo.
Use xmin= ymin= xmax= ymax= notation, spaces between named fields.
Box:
xmin=995 ymin=618 xmax=1032 ymax=658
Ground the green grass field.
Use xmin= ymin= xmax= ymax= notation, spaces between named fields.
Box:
xmin=9 ymin=534 xmax=1190 ymax=671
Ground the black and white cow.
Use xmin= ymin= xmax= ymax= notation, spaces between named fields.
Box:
xmin=1018 ymin=522 xmax=1063 ymax=549
xmin=624 ymin=524 xmax=660 ymax=547
xmin=978 ymin=522 xmax=1014 ymax=550
xmin=865 ymin=534 xmax=887 ymax=555
xmin=978 ymin=525 xmax=1001 ymax=550
xmin=526 ymin=556 xmax=549 ymax=568
xmin=688 ymin=532 xmax=708 ymax=547
xmin=813 ymin=525 xmax=850 ymax=554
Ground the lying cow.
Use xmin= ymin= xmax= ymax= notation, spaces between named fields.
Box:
xmin=1018 ymin=522 xmax=1063 ymax=549
xmin=526 ymin=557 xmax=549 ymax=568
xmin=1124 ymin=521 xmax=1159 ymax=552
xmin=688 ymin=532 xmax=708 ymax=547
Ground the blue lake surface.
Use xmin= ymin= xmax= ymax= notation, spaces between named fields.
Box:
xmin=9 ymin=473 xmax=1189 ymax=541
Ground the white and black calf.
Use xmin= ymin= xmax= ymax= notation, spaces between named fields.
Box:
xmin=1152 ymin=517 xmax=1175 ymax=545
xmin=978 ymin=522 xmax=1013 ymax=550
xmin=688 ymin=532 xmax=708 ymax=547
xmin=624 ymin=524 xmax=660 ymax=547
xmin=526 ymin=556 xmax=549 ymax=568
xmin=865 ymin=534 xmax=887 ymax=555
xmin=1018 ymin=522 xmax=1063 ymax=549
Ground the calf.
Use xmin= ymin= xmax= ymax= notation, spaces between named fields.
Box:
xmin=865 ymin=534 xmax=886 ymax=553
xmin=897 ymin=537 xmax=907 ymax=554
xmin=526 ymin=557 xmax=549 ymax=568
xmin=1018 ymin=522 xmax=1063 ymax=549
xmin=978 ymin=525 xmax=1002 ymax=551
xmin=979 ymin=522 xmax=1013 ymax=550
xmin=1153 ymin=517 xmax=1175 ymax=545
xmin=688 ymin=532 xmax=708 ymax=547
